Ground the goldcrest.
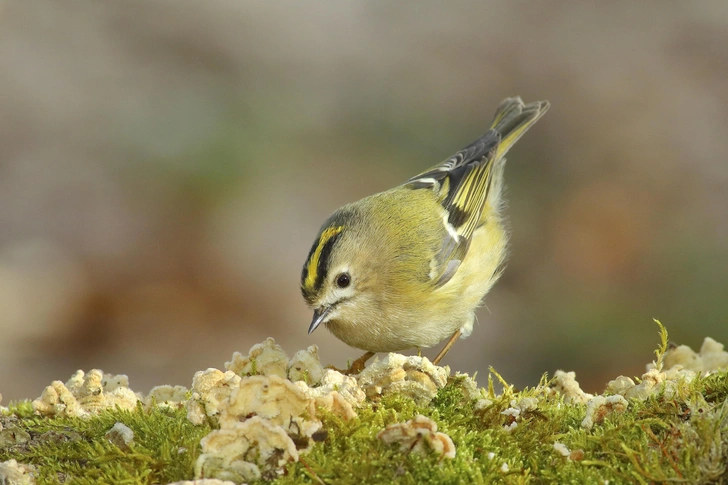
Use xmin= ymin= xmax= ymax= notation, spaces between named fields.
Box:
xmin=301 ymin=97 xmax=549 ymax=370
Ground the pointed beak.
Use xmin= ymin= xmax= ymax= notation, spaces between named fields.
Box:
xmin=308 ymin=306 xmax=332 ymax=334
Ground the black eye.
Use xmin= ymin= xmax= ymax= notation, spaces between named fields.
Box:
xmin=336 ymin=272 xmax=351 ymax=288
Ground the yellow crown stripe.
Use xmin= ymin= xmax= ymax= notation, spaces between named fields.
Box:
xmin=304 ymin=225 xmax=345 ymax=289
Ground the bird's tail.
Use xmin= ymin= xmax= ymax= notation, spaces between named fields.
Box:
xmin=489 ymin=97 xmax=550 ymax=161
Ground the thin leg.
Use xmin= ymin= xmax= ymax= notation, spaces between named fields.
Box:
xmin=433 ymin=329 xmax=462 ymax=365
xmin=346 ymin=351 xmax=375 ymax=375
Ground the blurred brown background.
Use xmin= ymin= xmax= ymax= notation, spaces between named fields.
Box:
xmin=1 ymin=1 xmax=726 ymax=401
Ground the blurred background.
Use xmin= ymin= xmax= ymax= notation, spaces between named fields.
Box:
xmin=1 ymin=1 xmax=727 ymax=401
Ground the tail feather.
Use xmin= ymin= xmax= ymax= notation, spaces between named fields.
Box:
xmin=490 ymin=97 xmax=550 ymax=161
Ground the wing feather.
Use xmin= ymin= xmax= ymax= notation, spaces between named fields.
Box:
xmin=403 ymin=97 xmax=549 ymax=287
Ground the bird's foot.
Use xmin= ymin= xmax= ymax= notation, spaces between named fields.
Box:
xmin=326 ymin=351 xmax=375 ymax=375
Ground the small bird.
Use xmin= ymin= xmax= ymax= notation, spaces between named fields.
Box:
xmin=301 ymin=97 xmax=549 ymax=372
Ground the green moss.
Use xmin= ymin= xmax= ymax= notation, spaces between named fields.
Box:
xmin=275 ymin=371 xmax=728 ymax=484
xmin=0 ymin=405 xmax=212 ymax=484
xmin=2 ymin=329 xmax=727 ymax=484
xmin=3 ymin=400 xmax=35 ymax=419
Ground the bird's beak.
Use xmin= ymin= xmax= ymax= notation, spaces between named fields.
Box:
xmin=308 ymin=306 xmax=332 ymax=334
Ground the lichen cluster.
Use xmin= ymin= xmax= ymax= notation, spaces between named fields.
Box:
xmin=1 ymin=325 xmax=727 ymax=484
xmin=31 ymin=370 xmax=140 ymax=418
xmin=192 ymin=339 xmax=453 ymax=482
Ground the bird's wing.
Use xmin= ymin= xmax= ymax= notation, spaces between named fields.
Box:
xmin=404 ymin=97 xmax=550 ymax=288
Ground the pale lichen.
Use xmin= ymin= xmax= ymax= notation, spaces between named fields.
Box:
xmin=105 ymin=422 xmax=134 ymax=451
xmin=32 ymin=381 xmax=84 ymax=418
xmin=474 ymin=398 xmax=493 ymax=411
xmin=552 ymin=441 xmax=585 ymax=461
xmin=606 ymin=366 xmax=697 ymax=401
xmin=581 ymin=395 xmax=628 ymax=429
xmin=145 ymin=385 xmax=189 ymax=410
xmin=295 ymin=369 xmax=364 ymax=420
xmin=500 ymin=397 xmax=539 ymax=432
xmin=377 ymin=415 xmax=456 ymax=459
xmin=193 ymin=373 xmax=328 ymax=482
xmin=313 ymin=390 xmax=357 ymax=420
xmin=305 ymin=369 xmax=365 ymax=407
xmin=195 ymin=416 xmax=299 ymax=483
xmin=225 ymin=338 xmax=289 ymax=378
xmin=32 ymin=369 xmax=139 ymax=418
xmin=0 ymin=459 xmax=37 ymax=485
xmin=358 ymin=354 xmax=449 ymax=406
xmin=553 ymin=441 xmax=570 ymax=457
xmin=287 ymin=345 xmax=324 ymax=385
xmin=663 ymin=337 xmax=728 ymax=373
xmin=186 ymin=369 xmax=242 ymax=426
xmin=453 ymin=372 xmax=481 ymax=401
xmin=188 ymin=342 xmax=460 ymax=480
xmin=604 ymin=375 xmax=636 ymax=396
xmin=548 ymin=370 xmax=593 ymax=405
xmin=220 ymin=375 xmax=319 ymax=440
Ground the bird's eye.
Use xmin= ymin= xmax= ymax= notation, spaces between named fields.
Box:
xmin=335 ymin=272 xmax=351 ymax=288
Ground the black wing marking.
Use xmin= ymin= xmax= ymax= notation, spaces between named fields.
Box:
xmin=404 ymin=97 xmax=550 ymax=287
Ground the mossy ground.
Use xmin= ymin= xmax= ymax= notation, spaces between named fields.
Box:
xmin=278 ymin=371 xmax=728 ymax=485
xmin=2 ymin=344 xmax=727 ymax=484
xmin=1 ymin=405 xmax=212 ymax=484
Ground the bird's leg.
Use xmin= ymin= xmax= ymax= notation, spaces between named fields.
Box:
xmin=433 ymin=329 xmax=462 ymax=365
xmin=344 ymin=351 xmax=375 ymax=375
xmin=416 ymin=347 xmax=422 ymax=357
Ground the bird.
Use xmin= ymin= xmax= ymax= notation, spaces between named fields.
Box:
xmin=301 ymin=97 xmax=549 ymax=373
